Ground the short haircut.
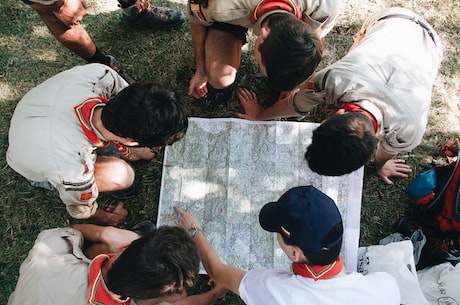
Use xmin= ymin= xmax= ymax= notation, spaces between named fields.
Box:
xmin=305 ymin=112 xmax=377 ymax=176
xmin=260 ymin=13 xmax=322 ymax=91
xmin=101 ymin=82 xmax=188 ymax=148
xmin=106 ymin=226 xmax=200 ymax=300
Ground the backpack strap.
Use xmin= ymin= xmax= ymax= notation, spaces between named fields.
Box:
xmin=442 ymin=138 xmax=460 ymax=161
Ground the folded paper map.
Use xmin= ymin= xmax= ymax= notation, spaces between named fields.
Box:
xmin=158 ymin=118 xmax=363 ymax=272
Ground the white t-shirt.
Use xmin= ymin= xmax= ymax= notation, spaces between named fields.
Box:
xmin=239 ymin=268 xmax=401 ymax=305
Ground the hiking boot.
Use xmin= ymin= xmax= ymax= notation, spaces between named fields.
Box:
xmin=130 ymin=220 xmax=156 ymax=237
xmin=123 ymin=6 xmax=186 ymax=30
xmin=392 ymin=217 xmax=418 ymax=237
xmin=446 ymin=236 xmax=460 ymax=260
xmin=198 ymin=82 xmax=237 ymax=107
xmin=108 ymin=180 xmax=142 ymax=200
xmin=96 ymin=142 xmax=122 ymax=157
xmin=107 ymin=55 xmax=136 ymax=85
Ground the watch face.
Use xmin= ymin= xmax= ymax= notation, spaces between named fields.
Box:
xmin=189 ymin=227 xmax=197 ymax=237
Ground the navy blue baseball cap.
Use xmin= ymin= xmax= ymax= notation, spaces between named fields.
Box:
xmin=259 ymin=186 xmax=343 ymax=254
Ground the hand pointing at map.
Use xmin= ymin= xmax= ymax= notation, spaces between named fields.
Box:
xmin=174 ymin=206 xmax=202 ymax=234
xmin=173 ymin=206 xmax=246 ymax=295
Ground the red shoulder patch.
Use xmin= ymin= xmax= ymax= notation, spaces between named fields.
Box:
xmin=80 ymin=192 xmax=93 ymax=201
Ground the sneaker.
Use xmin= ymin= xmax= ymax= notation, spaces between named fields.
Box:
xmin=107 ymin=55 xmax=136 ymax=84
xmin=123 ymin=6 xmax=186 ymax=30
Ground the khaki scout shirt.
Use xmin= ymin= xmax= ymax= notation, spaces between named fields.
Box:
xmin=290 ymin=7 xmax=443 ymax=155
xmin=6 ymin=64 xmax=128 ymax=219
xmin=8 ymin=227 xmax=171 ymax=305
xmin=187 ymin=0 xmax=339 ymax=38
xmin=8 ymin=228 xmax=91 ymax=305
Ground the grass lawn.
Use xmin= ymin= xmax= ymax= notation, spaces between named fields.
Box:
xmin=0 ymin=0 xmax=459 ymax=304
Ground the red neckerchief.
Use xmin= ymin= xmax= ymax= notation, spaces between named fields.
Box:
xmin=251 ymin=0 xmax=302 ymax=24
xmin=88 ymin=254 xmax=131 ymax=305
xmin=74 ymin=97 xmax=109 ymax=148
xmin=74 ymin=97 xmax=131 ymax=156
xmin=291 ymin=257 xmax=343 ymax=281
xmin=335 ymin=103 xmax=379 ymax=133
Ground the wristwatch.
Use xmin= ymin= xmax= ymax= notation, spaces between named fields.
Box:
xmin=188 ymin=226 xmax=202 ymax=238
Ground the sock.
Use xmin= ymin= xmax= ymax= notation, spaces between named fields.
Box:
xmin=118 ymin=0 xmax=141 ymax=18
xmin=118 ymin=0 xmax=137 ymax=8
xmin=87 ymin=48 xmax=110 ymax=65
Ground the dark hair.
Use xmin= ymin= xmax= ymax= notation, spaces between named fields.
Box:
xmin=101 ymin=82 xmax=188 ymax=148
xmin=106 ymin=226 xmax=200 ymax=300
xmin=305 ymin=112 xmax=377 ymax=176
xmin=303 ymin=222 xmax=343 ymax=265
xmin=189 ymin=0 xmax=209 ymax=7
xmin=260 ymin=14 xmax=322 ymax=91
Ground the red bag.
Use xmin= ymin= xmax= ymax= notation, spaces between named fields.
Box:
xmin=408 ymin=139 xmax=460 ymax=233
xmin=436 ymin=139 xmax=460 ymax=232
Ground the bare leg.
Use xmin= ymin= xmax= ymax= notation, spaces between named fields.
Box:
xmin=94 ymin=156 xmax=135 ymax=192
xmin=205 ymin=29 xmax=243 ymax=89
xmin=29 ymin=0 xmax=96 ymax=60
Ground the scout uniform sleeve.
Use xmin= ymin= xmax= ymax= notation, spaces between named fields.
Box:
xmin=50 ymin=172 xmax=99 ymax=220
xmin=7 ymin=228 xmax=90 ymax=305
xmin=380 ymin=128 xmax=424 ymax=156
xmin=93 ymin=64 xmax=129 ymax=99
xmin=301 ymin=0 xmax=340 ymax=38
xmin=288 ymin=69 xmax=330 ymax=114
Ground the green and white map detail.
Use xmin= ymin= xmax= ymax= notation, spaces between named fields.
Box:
xmin=158 ymin=118 xmax=363 ymax=272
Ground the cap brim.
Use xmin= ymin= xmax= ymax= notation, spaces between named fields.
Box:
xmin=259 ymin=201 xmax=281 ymax=233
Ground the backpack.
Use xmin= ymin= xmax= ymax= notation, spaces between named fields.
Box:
xmin=407 ymin=139 xmax=460 ymax=233
xmin=405 ymin=140 xmax=460 ymax=269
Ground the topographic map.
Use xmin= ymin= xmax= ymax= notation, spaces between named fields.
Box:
xmin=158 ymin=118 xmax=363 ymax=272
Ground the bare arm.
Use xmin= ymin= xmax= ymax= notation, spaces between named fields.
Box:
xmin=188 ymin=22 xmax=209 ymax=98
xmin=374 ymin=143 xmax=412 ymax=185
xmin=236 ymin=88 xmax=299 ymax=121
xmin=174 ymin=206 xmax=246 ymax=295
xmin=71 ymin=223 xmax=138 ymax=258
xmin=124 ymin=147 xmax=156 ymax=161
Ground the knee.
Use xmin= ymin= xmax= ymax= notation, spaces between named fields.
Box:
xmin=110 ymin=161 xmax=135 ymax=189
xmin=95 ymin=158 xmax=135 ymax=191
xmin=207 ymin=68 xmax=237 ymax=89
